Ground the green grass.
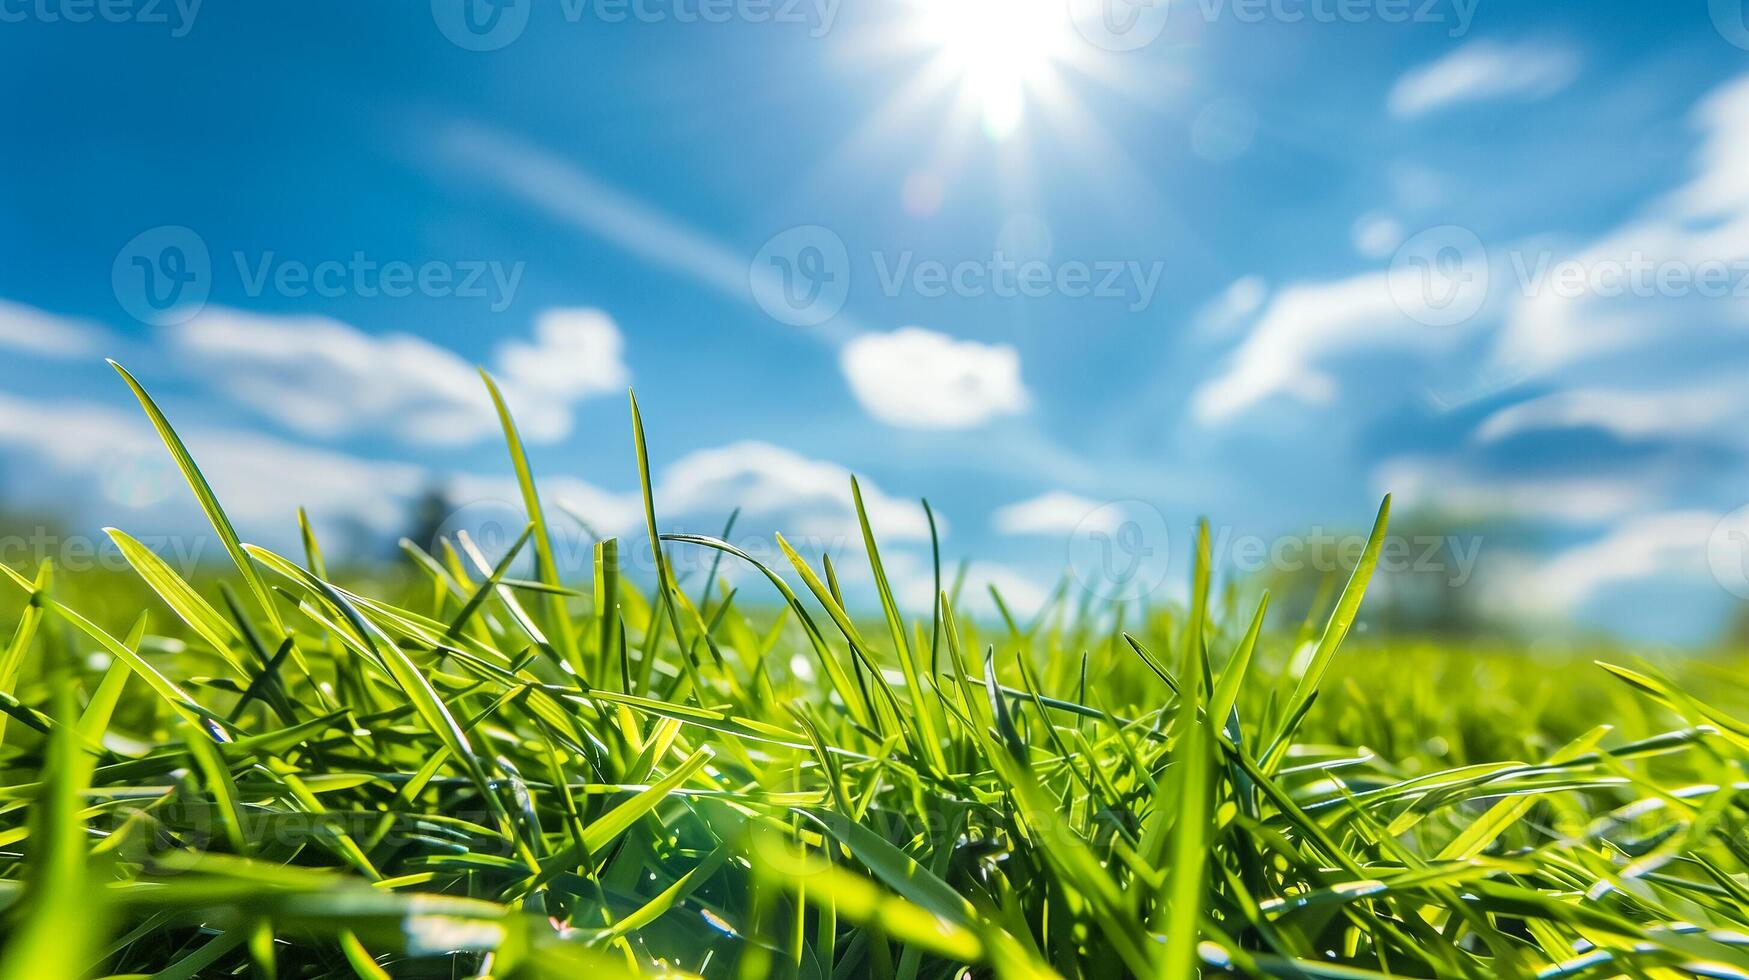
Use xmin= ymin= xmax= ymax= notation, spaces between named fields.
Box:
xmin=1 ymin=363 xmax=1748 ymax=978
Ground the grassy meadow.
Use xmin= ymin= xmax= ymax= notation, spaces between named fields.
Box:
xmin=1 ymin=362 xmax=1748 ymax=978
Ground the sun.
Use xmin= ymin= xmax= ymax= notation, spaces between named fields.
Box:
xmin=909 ymin=0 xmax=1078 ymax=140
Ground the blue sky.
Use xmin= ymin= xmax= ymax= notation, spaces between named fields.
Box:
xmin=4 ymin=1 xmax=1749 ymax=641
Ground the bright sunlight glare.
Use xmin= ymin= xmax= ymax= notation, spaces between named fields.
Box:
xmin=911 ymin=0 xmax=1077 ymax=140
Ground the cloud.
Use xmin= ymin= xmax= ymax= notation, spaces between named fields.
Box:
xmin=167 ymin=306 xmax=627 ymax=446
xmin=1194 ymin=272 xmax=1450 ymax=424
xmin=0 ymin=300 xmax=116 ymax=359
xmin=1373 ymin=455 xmax=1659 ymax=525
xmin=494 ymin=308 xmax=629 ymax=402
xmin=840 ymin=327 xmax=1028 ymax=429
xmin=1494 ymin=74 xmax=1749 ymax=374
xmin=0 ymin=388 xmax=426 ymax=532
xmin=0 ymin=381 xmax=1048 ymax=626
xmin=992 ymin=490 xmax=1114 ymax=536
xmin=0 ymin=387 xmax=638 ymax=568
xmin=1494 ymin=511 xmax=1718 ymax=613
xmin=442 ymin=472 xmax=644 ymax=542
xmin=886 ymin=552 xmax=1050 ymax=620
xmin=441 ymin=124 xmax=1058 ymax=439
xmin=0 ymin=391 xmax=147 ymax=475
xmin=657 ymin=439 xmax=932 ymax=548
xmin=1475 ymin=386 xmax=1743 ymax=444
xmin=1388 ymin=41 xmax=1580 ymax=118
xmin=1351 ymin=214 xmax=1404 ymax=259
xmin=0 ymin=373 xmax=938 ymax=556
xmin=1191 ymin=276 xmax=1267 ymax=338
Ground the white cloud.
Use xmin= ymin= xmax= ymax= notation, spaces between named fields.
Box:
xmin=1475 ymin=386 xmax=1742 ymax=444
xmin=992 ymin=490 xmax=1113 ymax=536
xmin=1351 ymin=213 xmax=1404 ymax=259
xmin=887 ymin=552 xmax=1050 ymax=620
xmin=1194 ymin=273 xmax=1433 ymax=423
xmin=0 ymin=385 xmax=649 ymax=553
xmin=0 ymin=391 xmax=145 ymax=474
xmin=442 ymin=472 xmax=644 ymax=543
xmin=1494 ymin=74 xmax=1749 ymax=374
xmin=0 ymin=371 xmax=942 ymax=559
xmin=0 ymin=378 xmax=962 ymax=591
xmin=1192 ymin=276 xmax=1267 ymax=337
xmin=195 ymin=433 xmax=428 ymax=531
xmin=840 ymin=327 xmax=1028 ymax=429
xmin=494 ymin=308 xmax=629 ymax=402
xmin=167 ymin=305 xmax=627 ymax=446
xmin=0 ymin=389 xmax=426 ymax=532
xmin=1373 ymin=455 xmax=1659 ymax=525
xmin=657 ymin=440 xmax=932 ymax=548
xmin=1496 ymin=511 xmax=1718 ymax=613
xmin=1388 ymin=41 xmax=1580 ymax=118
xmin=1668 ymin=76 xmax=1749 ymax=218
xmin=0 ymin=300 xmax=115 ymax=359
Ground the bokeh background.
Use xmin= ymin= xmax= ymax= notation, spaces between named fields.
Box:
xmin=4 ymin=1 xmax=1749 ymax=644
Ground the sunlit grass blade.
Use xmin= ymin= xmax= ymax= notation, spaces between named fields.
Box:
xmin=109 ymin=359 xmax=284 ymax=634
xmin=105 ymin=526 xmax=247 ymax=676
xmin=1265 ymin=494 xmax=1390 ymax=772
xmin=480 ymin=367 xmax=583 ymax=676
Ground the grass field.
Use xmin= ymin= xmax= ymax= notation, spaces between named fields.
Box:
xmin=1 ymin=362 xmax=1747 ymax=978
